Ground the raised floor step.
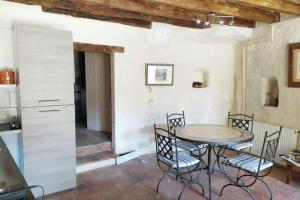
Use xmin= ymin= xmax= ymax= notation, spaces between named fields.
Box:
xmin=76 ymin=141 xmax=112 ymax=157
xmin=77 ymin=150 xmax=116 ymax=166
xmin=76 ymin=150 xmax=117 ymax=173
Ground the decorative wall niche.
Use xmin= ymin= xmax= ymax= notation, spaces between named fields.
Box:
xmin=261 ymin=76 xmax=279 ymax=107
xmin=192 ymin=70 xmax=209 ymax=88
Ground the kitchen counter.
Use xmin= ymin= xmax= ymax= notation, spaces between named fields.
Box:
xmin=0 ymin=136 xmax=35 ymax=199
xmin=0 ymin=123 xmax=21 ymax=136
xmin=0 ymin=123 xmax=21 ymax=167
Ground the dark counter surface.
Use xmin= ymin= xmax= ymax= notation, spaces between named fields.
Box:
xmin=0 ymin=136 xmax=35 ymax=199
xmin=0 ymin=123 xmax=21 ymax=136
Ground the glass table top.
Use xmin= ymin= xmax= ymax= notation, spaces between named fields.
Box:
xmin=173 ymin=124 xmax=253 ymax=145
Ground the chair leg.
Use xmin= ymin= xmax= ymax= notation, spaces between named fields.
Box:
xmin=258 ymin=178 xmax=273 ymax=200
xmin=156 ymin=172 xmax=167 ymax=193
xmin=187 ymin=167 xmax=193 ymax=182
xmin=193 ymin=170 xmax=205 ymax=196
xmin=212 ymin=159 xmax=218 ymax=174
xmin=220 ymin=183 xmax=254 ymax=200
xmin=178 ymin=183 xmax=187 ymax=200
xmin=196 ymin=182 xmax=205 ymax=195
xmin=220 ymin=183 xmax=231 ymax=196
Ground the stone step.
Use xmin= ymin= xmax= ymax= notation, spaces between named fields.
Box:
xmin=77 ymin=150 xmax=116 ymax=166
xmin=76 ymin=141 xmax=112 ymax=157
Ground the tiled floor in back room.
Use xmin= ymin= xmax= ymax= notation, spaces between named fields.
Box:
xmin=45 ymin=154 xmax=300 ymax=200
xmin=76 ymin=125 xmax=111 ymax=147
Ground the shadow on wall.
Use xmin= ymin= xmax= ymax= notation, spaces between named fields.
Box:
xmin=137 ymin=125 xmax=158 ymax=154
xmin=261 ymin=76 xmax=279 ymax=107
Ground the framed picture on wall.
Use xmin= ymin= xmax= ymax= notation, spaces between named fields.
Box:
xmin=145 ymin=63 xmax=174 ymax=86
xmin=288 ymin=43 xmax=300 ymax=87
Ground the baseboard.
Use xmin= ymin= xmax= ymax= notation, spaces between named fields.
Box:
xmin=116 ymin=150 xmax=139 ymax=165
xmin=76 ymin=158 xmax=116 ymax=174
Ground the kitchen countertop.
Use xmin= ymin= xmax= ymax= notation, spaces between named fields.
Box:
xmin=0 ymin=123 xmax=21 ymax=136
xmin=0 ymin=137 xmax=35 ymax=199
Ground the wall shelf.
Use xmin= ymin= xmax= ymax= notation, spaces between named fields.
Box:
xmin=192 ymin=84 xmax=208 ymax=88
xmin=0 ymin=84 xmax=16 ymax=92
xmin=0 ymin=84 xmax=16 ymax=88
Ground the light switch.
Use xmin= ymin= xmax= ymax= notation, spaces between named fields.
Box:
xmin=148 ymin=99 xmax=154 ymax=105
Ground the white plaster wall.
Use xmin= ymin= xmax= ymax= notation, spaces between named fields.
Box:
xmin=243 ymin=20 xmax=300 ymax=132
xmin=0 ymin=28 xmax=17 ymax=123
xmin=0 ymin=28 xmax=13 ymax=68
xmin=0 ymin=1 xmax=252 ymax=155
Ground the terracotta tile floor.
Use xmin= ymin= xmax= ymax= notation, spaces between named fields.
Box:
xmin=45 ymin=154 xmax=300 ymax=200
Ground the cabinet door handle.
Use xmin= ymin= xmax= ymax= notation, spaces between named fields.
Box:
xmin=39 ymin=110 xmax=60 ymax=113
xmin=38 ymin=99 xmax=60 ymax=102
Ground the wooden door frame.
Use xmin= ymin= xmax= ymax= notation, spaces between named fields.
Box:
xmin=73 ymin=42 xmax=124 ymax=53
xmin=74 ymin=42 xmax=124 ymax=154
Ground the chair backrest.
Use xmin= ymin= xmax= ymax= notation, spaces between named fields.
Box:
xmin=257 ymin=127 xmax=282 ymax=173
xmin=154 ymin=124 xmax=178 ymax=167
xmin=228 ymin=112 xmax=254 ymax=133
xmin=166 ymin=111 xmax=185 ymax=131
xmin=260 ymin=126 xmax=282 ymax=163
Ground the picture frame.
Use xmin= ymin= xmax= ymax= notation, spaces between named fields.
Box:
xmin=145 ymin=63 xmax=174 ymax=86
xmin=288 ymin=43 xmax=300 ymax=87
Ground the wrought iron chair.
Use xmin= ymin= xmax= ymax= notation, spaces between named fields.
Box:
xmin=166 ymin=111 xmax=207 ymax=153
xmin=218 ymin=127 xmax=282 ymax=200
xmin=154 ymin=124 xmax=205 ymax=200
xmin=213 ymin=112 xmax=254 ymax=172
xmin=0 ymin=184 xmax=44 ymax=200
xmin=226 ymin=112 xmax=255 ymax=151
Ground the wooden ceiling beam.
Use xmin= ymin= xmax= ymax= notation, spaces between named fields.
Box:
xmin=42 ymin=7 xmax=152 ymax=29
xmin=45 ymin=1 xmax=254 ymax=29
xmin=77 ymin=0 xmax=255 ymax=28
xmin=6 ymin=0 xmax=51 ymax=6
xmin=41 ymin=2 xmax=206 ymax=29
xmin=141 ymin=0 xmax=280 ymax=23
xmin=228 ymin=0 xmax=300 ymax=16
xmin=284 ymin=0 xmax=300 ymax=4
xmin=74 ymin=42 xmax=124 ymax=53
xmin=7 ymin=0 xmax=152 ymax=28
xmin=6 ymin=0 xmax=255 ymax=28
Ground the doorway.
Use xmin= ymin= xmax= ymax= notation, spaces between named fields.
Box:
xmin=74 ymin=50 xmax=114 ymax=169
xmin=73 ymin=42 xmax=123 ymax=171
xmin=74 ymin=51 xmax=112 ymax=148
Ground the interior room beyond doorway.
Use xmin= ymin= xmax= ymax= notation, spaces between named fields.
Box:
xmin=74 ymin=50 xmax=112 ymax=152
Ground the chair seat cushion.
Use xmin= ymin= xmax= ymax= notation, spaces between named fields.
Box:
xmin=159 ymin=151 xmax=200 ymax=168
xmin=176 ymin=140 xmax=207 ymax=151
xmin=227 ymin=142 xmax=253 ymax=151
xmin=225 ymin=153 xmax=273 ymax=173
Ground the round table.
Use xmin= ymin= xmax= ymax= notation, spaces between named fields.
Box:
xmin=174 ymin=124 xmax=254 ymax=200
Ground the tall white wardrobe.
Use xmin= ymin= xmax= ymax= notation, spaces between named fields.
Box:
xmin=13 ymin=25 xmax=76 ymax=196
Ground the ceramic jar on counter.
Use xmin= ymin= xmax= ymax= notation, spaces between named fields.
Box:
xmin=0 ymin=69 xmax=15 ymax=84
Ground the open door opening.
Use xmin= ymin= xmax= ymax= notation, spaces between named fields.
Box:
xmin=74 ymin=50 xmax=114 ymax=170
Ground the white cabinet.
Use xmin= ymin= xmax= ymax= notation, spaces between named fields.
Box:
xmin=19 ymin=82 xmax=74 ymax=107
xmin=21 ymin=106 xmax=76 ymax=196
xmin=14 ymin=25 xmax=74 ymax=107
xmin=13 ymin=25 xmax=76 ymax=196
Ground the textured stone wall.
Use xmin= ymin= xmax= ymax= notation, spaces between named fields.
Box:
xmin=242 ymin=20 xmax=300 ymax=146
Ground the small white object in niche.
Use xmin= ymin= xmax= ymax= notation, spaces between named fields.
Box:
xmin=192 ymin=70 xmax=208 ymax=88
